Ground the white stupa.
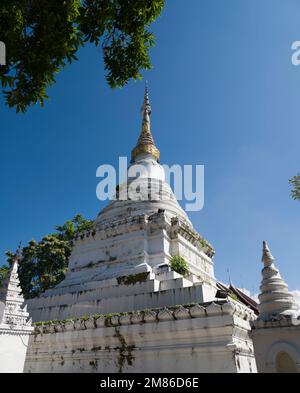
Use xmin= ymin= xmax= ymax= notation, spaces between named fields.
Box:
xmin=251 ymin=241 xmax=300 ymax=373
xmin=0 ymin=256 xmax=33 ymax=372
xmin=27 ymin=86 xmax=217 ymax=322
xmin=0 ymin=257 xmax=32 ymax=328
xmin=24 ymin=87 xmax=258 ymax=374
xmin=258 ymin=241 xmax=298 ymax=321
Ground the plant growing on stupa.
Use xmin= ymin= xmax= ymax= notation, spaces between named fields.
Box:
xmin=229 ymin=293 xmax=239 ymax=302
xmin=0 ymin=0 xmax=165 ymax=112
xmin=5 ymin=214 xmax=93 ymax=299
xmin=289 ymin=174 xmax=300 ymax=201
xmin=199 ymin=238 xmax=207 ymax=249
xmin=170 ymin=256 xmax=189 ymax=277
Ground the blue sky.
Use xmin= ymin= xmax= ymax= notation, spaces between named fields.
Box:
xmin=0 ymin=0 xmax=299 ymax=295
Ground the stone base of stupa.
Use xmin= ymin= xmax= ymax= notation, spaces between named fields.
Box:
xmin=26 ymin=211 xmax=217 ymax=323
xmin=24 ymin=300 xmax=257 ymax=373
xmin=27 ymin=265 xmax=216 ymax=323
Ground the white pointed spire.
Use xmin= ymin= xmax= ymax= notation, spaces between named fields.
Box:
xmin=258 ymin=241 xmax=298 ymax=321
xmin=0 ymin=255 xmax=31 ymax=328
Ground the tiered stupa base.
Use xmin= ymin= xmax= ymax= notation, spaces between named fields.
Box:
xmin=25 ymin=300 xmax=257 ymax=373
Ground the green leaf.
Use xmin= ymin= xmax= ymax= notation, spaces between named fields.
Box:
xmin=0 ymin=0 xmax=165 ymax=112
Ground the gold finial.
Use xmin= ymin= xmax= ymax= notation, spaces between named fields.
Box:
xmin=131 ymin=83 xmax=160 ymax=162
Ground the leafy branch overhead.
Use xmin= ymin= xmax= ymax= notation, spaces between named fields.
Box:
xmin=0 ymin=0 xmax=165 ymax=112
xmin=289 ymin=174 xmax=300 ymax=201
xmin=0 ymin=265 xmax=9 ymax=287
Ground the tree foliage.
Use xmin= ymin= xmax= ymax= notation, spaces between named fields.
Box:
xmin=0 ymin=0 xmax=164 ymax=112
xmin=0 ymin=265 xmax=9 ymax=287
xmin=5 ymin=214 xmax=93 ymax=298
xmin=289 ymin=174 xmax=300 ymax=201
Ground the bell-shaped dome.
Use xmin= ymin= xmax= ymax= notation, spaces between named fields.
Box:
xmin=95 ymin=153 xmax=192 ymax=227
xmin=95 ymin=85 xmax=192 ymax=228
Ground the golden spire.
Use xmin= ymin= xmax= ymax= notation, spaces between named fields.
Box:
xmin=131 ymin=83 xmax=160 ymax=162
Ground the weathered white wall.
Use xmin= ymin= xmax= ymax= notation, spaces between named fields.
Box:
xmin=27 ymin=211 xmax=217 ymax=323
xmin=24 ymin=301 xmax=257 ymax=373
xmin=251 ymin=319 xmax=300 ymax=373
xmin=0 ymin=259 xmax=33 ymax=373
xmin=0 ymin=328 xmax=30 ymax=373
xmin=26 ymin=278 xmax=209 ymax=322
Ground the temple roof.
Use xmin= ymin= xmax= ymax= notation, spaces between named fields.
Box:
xmin=217 ymin=281 xmax=259 ymax=315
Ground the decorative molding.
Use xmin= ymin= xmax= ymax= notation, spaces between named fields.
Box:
xmin=73 ymin=211 xmax=215 ymax=262
xmin=170 ymin=217 xmax=215 ymax=258
xmin=33 ymin=300 xmax=255 ymax=335
xmin=0 ymin=259 xmax=33 ymax=333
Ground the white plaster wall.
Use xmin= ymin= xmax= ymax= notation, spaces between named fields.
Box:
xmin=251 ymin=324 xmax=300 ymax=373
xmin=24 ymin=304 xmax=257 ymax=373
xmin=0 ymin=330 xmax=30 ymax=373
xmin=176 ymin=235 xmax=214 ymax=282
xmin=26 ymin=211 xmax=217 ymax=323
xmin=70 ymin=231 xmax=147 ymax=271
xmin=27 ymin=284 xmax=207 ymax=322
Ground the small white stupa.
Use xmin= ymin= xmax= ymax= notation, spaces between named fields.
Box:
xmin=251 ymin=241 xmax=300 ymax=373
xmin=0 ymin=256 xmax=32 ymax=328
xmin=0 ymin=255 xmax=33 ymax=372
xmin=258 ymin=241 xmax=298 ymax=321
